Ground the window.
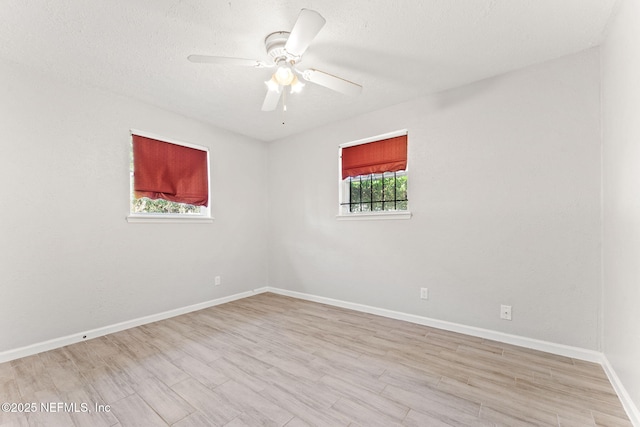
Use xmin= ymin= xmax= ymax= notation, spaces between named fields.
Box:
xmin=127 ymin=130 xmax=212 ymax=223
xmin=341 ymin=171 xmax=408 ymax=212
xmin=338 ymin=130 xmax=411 ymax=219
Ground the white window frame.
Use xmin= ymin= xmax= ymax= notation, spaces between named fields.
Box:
xmin=126 ymin=129 xmax=213 ymax=223
xmin=337 ymin=129 xmax=412 ymax=221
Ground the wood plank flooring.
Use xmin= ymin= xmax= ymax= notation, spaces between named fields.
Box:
xmin=0 ymin=292 xmax=632 ymax=426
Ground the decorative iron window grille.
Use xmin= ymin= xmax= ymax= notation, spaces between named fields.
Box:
xmin=341 ymin=171 xmax=408 ymax=213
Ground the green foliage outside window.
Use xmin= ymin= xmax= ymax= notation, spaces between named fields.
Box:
xmin=346 ymin=172 xmax=408 ymax=212
xmin=131 ymin=197 xmax=201 ymax=214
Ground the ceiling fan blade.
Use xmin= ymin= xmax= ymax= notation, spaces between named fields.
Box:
xmin=302 ymin=69 xmax=363 ymax=96
xmin=188 ymin=55 xmax=267 ymax=68
xmin=261 ymin=88 xmax=282 ymax=111
xmin=284 ymin=9 xmax=326 ymax=58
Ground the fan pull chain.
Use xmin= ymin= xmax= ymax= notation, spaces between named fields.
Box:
xmin=281 ymin=89 xmax=287 ymax=125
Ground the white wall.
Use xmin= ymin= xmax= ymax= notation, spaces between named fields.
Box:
xmin=0 ymin=43 xmax=608 ymax=364
xmin=0 ymin=59 xmax=268 ymax=353
xmin=268 ymin=49 xmax=602 ymax=350
xmin=601 ymin=0 xmax=640 ymax=412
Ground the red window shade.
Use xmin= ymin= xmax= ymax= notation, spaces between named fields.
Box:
xmin=132 ymin=134 xmax=209 ymax=207
xmin=341 ymin=134 xmax=407 ymax=179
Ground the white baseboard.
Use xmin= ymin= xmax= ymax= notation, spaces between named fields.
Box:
xmin=265 ymin=286 xmax=639 ymax=426
xmin=0 ymin=287 xmax=269 ymax=364
xmin=601 ymin=356 xmax=640 ymax=426
xmin=3 ymin=286 xmax=596 ymax=363
xmin=265 ymin=287 xmax=602 ymax=362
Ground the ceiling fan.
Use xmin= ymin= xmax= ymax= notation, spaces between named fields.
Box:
xmin=188 ymin=9 xmax=363 ymax=111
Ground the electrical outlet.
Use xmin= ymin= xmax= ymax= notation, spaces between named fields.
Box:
xmin=420 ymin=287 xmax=428 ymax=300
xmin=500 ymin=304 xmax=512 ymax=320
xmin=214 ymin=276 xmax=221 ymax=286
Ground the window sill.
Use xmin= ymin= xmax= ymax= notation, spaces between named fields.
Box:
xmin=336 ymin=211 xmax=412 ymax=221
xmin=126 ymin=215 xmax=214 ymax=224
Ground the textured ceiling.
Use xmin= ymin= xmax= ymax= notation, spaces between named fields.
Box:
xmin=0 ymin=0 xmax=617 ymax=142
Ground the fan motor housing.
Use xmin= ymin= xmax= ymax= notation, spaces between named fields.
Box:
xmin=265 ymin=31 xmax=293 ymax=64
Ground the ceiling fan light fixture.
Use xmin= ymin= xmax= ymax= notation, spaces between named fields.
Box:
xmin=265 ymin=75 xmax=280 ymax=92
xmin=290 ymin=75 xmax=305 ymax=93
xmin=189 ymin=9 xmax=362 ymax=113
xmin=274 ymin=65 xmax=295 ymax=86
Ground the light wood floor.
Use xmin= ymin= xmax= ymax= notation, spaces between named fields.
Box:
xmin=0 ymin=292 xmax=632 ymax=426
